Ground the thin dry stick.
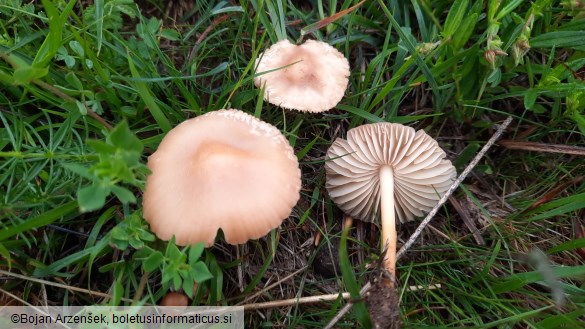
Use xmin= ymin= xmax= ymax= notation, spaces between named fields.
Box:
xmin=132 ymin=272 xmax=151 ymax=304
xmin=234 ymin=266 xmax=307 ymax=305
xmin=0 ymin=287 xmax=71 ymax=329
xmin=397 ymin=116 xmax=512 ymax=260
xmin=324 ymin=116 xmax=513 ymax=329
xmin=0 ymin=286 xmax=35 ymax=307
xmin=0 ymin=269 xmax=135 ymax=303
xmin=242 ymin=284 xmax=441 ymax=311
xmin=33 ymin=80 xmax=114 ymax=130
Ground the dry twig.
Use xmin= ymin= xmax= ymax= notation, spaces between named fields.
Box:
xmin=234 ymin=266 xmax=307 ymax=305
xmin=243 ymin=283 xmax=441 ymax=311
xmin=0 ymin=269 xmax=134 ymax=303
xmin=498 ymin=140 xmax=585 ymax=156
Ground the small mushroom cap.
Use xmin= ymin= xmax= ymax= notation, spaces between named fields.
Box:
xmin=254 ymin=39 xmax=350 ymax=113
xmin=143 ymin=109 xmax=301 ymax=246
xmin=160 ymin=292 xmax=189 ymax=307
xmin=325 ymin=123 xmax=456 ymax=223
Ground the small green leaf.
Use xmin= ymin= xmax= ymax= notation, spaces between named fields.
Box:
xmin=183 ymin=272 xmax=194 ymax=298
xmin=61 ymin=163 xmax=94 ymax=180
xmin=191 ymin=261 xmax=213 ymax=283
xmin=452 ymin=13 xmax=478 ymax=50
xmin=138 ymin=229 xmax=156 ymax=242
xmin=524 ymin=88 xmax=538 ymax=110
xmin=129 ymin=238 xmax=145 ymax=249
xmin=112 ymin=278 xmax=124 ymax=306
xmin=160 ymin=29 xmax=180 ymax=41
xmin=487 ymin=68 xmax=501 ymax=85
xmin=108 ymin=120 xmax=143 ymax=152
xmin=69 ymin=40 xmax=85 ymax=57
xmin=13 ymin=67 xmax=49 ymax=85
xmin=162 ymin=269 xmax=173 ymax=284
xmin=166 ymin=240 xmax=184 ymax=263
xmin=443 ymin=0 xmax=469 ymax=40
xmin=78 ymin=184 xmax=110 ymax=212
xmin=110 ymin=240 xmax=130 ymax=250
xmin=495 ymin=0 xmax=524 ymax=21
xmin=143 ymin=251 xmax=164 ymax=272
xmin=75 ymin=100 xmax=87 ymax=115
xmin=136 ymin=18 xmax=160 ymax=49
xmin=189 ymin=243 xmax=205 ymax=267
xmin=65 ymin=72 xmax=83 ymax=90
xmin=86 ymin=140 xmax=116 ymax=155
xmin=110 ymin=226 xmax=127 ymax=241
xmin=173 ymin=273 xmax=182 ymax=290
xmin=110 ymin=185 xmax=136 ymax=204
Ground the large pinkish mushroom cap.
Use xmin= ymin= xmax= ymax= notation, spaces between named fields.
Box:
xmin=254 ymin=39 xmax=350 ymax=113
xmin=143 ymin=109 xmax=301 ymax=246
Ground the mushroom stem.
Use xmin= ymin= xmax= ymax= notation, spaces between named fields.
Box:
xmin=379 ymin=165 xmax=397 ymax=287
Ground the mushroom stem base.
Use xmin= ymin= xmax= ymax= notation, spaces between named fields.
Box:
xmin=379 ymin=165 xmax=397 ymax=287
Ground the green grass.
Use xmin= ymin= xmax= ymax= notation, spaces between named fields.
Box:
xmin=1 ymin=0 xmax=585 ymax=327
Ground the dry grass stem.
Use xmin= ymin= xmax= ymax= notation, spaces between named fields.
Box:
xmin=498 ymin=140 xmax=585 ymax=156
xmin=242 ymin=284 xmax=441 ymax=311
xmin=234 ymin=266 xmax=308 ymax=305
xmin=0 ymin=269 xmax=134 ymax=303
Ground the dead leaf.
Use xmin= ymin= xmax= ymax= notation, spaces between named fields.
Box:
xmin=300 ymin=1 xmax=366 ymax=37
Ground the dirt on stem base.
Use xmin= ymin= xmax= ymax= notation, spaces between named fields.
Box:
xmin=365 ymin=276 xmax=401 ymax=329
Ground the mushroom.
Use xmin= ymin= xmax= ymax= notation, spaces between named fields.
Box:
xmin=143 ymin=109 xmax=301 ymax=247
xmin=254 ymin=39 xmax=350 ymax=113
xmin=160 ymin=292 xmax=189 ymax=307
xmin=324 ymin=123 xmax=456 ymax=283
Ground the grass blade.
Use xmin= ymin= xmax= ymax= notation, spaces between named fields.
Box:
xmin=0 ymin=201 xmax=78 ymax=242
xmin=127 ymin=52 xmax=172 ymax=133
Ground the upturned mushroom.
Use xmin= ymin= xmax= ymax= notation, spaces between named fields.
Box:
xmin=254 ymin=39 xmax=350 ymax=113
xmin=325 ymin=123 xmax=456 ymax=284
xmin=143 ymin=109 xmax=301 ymax=247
